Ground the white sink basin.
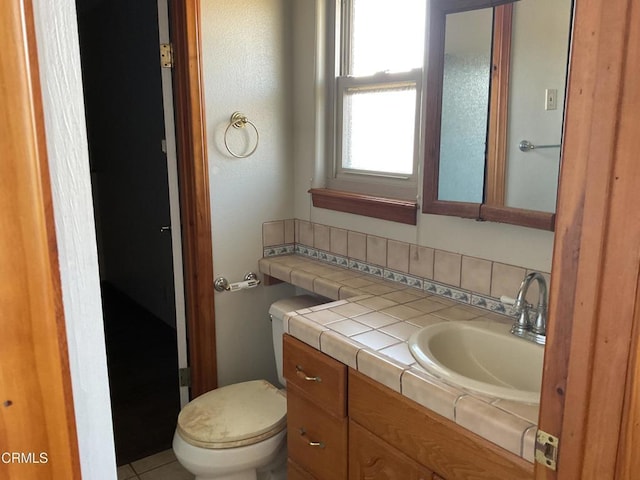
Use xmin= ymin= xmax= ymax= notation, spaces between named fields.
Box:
xmin=408 ymin=321 xmax=544 ymax=404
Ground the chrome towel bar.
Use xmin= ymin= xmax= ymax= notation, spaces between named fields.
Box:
xmin=519 ymin=139 xmax=561 ymax=152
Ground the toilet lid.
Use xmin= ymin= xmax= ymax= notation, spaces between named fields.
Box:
xmin=176 ymin=380 xmax=287 ymax=449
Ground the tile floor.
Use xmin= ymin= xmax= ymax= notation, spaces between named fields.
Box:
xmin=117 ymin=450 xmax=193 ymax=480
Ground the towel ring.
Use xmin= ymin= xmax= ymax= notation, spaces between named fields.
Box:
xmin=224 ymin=112 xmax=259 ymax=158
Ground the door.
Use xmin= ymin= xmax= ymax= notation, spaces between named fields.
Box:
xmin=77 ymin=0 xmax=188 ymax=398
xmin=158 ymin=0 xmax=189 ymax=408
xmin=77 ymin=0 xmax=182 ymax=337
xmin=75 ymin=0 xmax=188 ymax=462
xmin=0 ymin=0 xmax=81 ymax=477
xmin=537 ymin=0 xmax=640 ymax=478
xmin=2 ymin=0 xmax=216 ymax=476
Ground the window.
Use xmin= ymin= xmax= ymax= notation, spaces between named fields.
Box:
xmin=327 ymin=0 xmax=427 ymax=201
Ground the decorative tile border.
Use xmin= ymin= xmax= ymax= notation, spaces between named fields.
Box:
xmin=317 ymin=250 xmax=349 ymax=268
xmin=295 ymin=244 xmax=319 ymax=259
xmin=349 ymin=259 xmax=384 ymax=277
xmin=471 ymin=294 xmax=517 ymax=317
xmin=263 ymin=244 xmax=295 ymax=257
xmin=423 ymin=280 xmax=471 ymax=304
xmin=262 ymin=222 xmax=536 ymax=320
xmin=383 ymin=269 xmax=423 ymax=290
xmin=268 ymin=243 xmax=518 ymax=318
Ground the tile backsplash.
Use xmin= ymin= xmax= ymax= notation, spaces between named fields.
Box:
xmin=262 ymin=219 xmax=550 ymax=312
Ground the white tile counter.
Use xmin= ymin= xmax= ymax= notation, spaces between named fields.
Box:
xmin=259 ymin=254 xmax=539 ymax=462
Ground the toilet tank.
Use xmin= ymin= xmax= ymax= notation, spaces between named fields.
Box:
xmin=269 ymin=295 xmax=327 ymax=387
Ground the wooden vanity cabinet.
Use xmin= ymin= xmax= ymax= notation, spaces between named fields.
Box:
xmin=283 ymin=335 xmax=348 ymax=480
xmin=283 ymin=334 xmax=533 ymax=480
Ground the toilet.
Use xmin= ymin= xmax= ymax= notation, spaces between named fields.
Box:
xmin=173 ymin=295 xmax=325 ymax=480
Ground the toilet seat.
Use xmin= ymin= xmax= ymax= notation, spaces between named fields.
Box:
xmin=176 ymin=380 xmax=287 ymax=449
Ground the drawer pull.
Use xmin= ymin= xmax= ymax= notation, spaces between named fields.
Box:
xmin=295 ymin=365 xmax=322 ymax=382
xmin=299 ymin=428 xmax=325 ymax=449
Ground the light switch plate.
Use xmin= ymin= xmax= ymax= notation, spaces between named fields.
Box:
xmin=545 ymin=88 xmax=558 ymax=110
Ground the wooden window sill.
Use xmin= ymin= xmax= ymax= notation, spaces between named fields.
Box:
xmin=309 ymin=188 xmax=418 ymax=225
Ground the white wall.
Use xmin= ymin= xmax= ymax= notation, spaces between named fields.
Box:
xmin=200 ymin=0 xmax=296 ymax=387
xmin=292 ymin=1 xmax=555 ymax=273
xmin=506 ymin=0 xmax=572 ymax=212
xmin=32 ymin=0 xmax=117 ymax=478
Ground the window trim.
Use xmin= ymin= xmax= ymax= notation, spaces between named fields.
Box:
xmin=309 ymin=188 xmax=418 ymax=225
xmin=324 ymin=0 xmax=426 ymax=202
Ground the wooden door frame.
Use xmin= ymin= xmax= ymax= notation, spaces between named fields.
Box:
xmin=537 ymin=0 xmax=640 ymax=478
xmin=170 ymin=0 xmax=217 ymax=397
xmin=1 ymin=0 xmax=81 ymax=478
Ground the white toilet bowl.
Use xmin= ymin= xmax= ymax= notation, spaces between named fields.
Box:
xmin=172 ymin=295 xmax=327 ymax=480
xmin=172 ymin=426 xmax=286 ymax=480
xmin=172 ymin=380 xmax=288 ymax=480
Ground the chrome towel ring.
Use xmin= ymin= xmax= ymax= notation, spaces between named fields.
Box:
xmin=224 ymin=112 xmax=259 ymax=158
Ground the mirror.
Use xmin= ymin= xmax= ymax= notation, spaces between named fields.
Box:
xmin=422 ymin=0 xmax=573 ymax=231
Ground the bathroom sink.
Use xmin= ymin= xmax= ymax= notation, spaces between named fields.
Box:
xmin=408 ymin=321 xmax=544 ymax=404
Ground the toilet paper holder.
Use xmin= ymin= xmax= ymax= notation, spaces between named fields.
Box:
xmin=214 ymin=272 xmax=261 ymax=292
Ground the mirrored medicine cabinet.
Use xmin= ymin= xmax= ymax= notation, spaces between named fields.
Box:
xmin=422 ymin=0 xmax=573 ymax=231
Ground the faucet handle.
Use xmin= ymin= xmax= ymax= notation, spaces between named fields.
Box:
xmin=500 ymin=295 xmax=516 ymax=305
xmin=500 ymin=295 xmax=532 ymax=312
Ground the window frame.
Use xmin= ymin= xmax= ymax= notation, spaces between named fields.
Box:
xmin=325 ymin=0 xmax=427 ymax=202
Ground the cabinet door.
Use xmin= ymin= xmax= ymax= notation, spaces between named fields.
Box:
xmin=349 ymin=421 xmax=433 ymax=480
xmin=349 ymin=369 xmax=531 ymax=479
xmin=288 ymin=459 xmax=317 ymax=480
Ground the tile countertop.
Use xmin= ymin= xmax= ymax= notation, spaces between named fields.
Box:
xmin=258 ymin=254 xmax=539 ymax=463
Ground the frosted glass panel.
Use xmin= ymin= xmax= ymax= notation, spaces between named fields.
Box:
xmin=351 ymin=0 xmax=426 ymax=76
xmin=438 ymin=10 xmax=492 ymax=203
xmin=342 ymin=86 xmax=416 ymax=175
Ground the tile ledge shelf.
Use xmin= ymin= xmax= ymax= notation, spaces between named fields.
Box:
xmin=259 ymin=252 xmax=539 ymax=463
xmin=264 ymin=244 xmax=517 ymax=317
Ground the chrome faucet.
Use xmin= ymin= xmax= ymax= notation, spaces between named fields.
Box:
xmin=509 ymin=272 xmax=547 ymax=345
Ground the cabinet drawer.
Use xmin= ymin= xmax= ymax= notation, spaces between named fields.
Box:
xmin=349 ymin=420 xmax=433 ymax=480
xmin=283 ymin=334 xmax=347 ymax=417
xmin=287 ymin=386 xmax=348 ymax=480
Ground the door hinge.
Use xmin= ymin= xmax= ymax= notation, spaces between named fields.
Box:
xmin=160 ymin=43 xmax=173 ymax=68
xmin=179 ymin=367 xmax=191 ymax=387
xmin=535 ymin=429 xmax=559 ymax=471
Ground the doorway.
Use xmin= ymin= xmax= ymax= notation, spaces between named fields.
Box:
xmin=75 ymin=0 xmax=186 ymax=465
